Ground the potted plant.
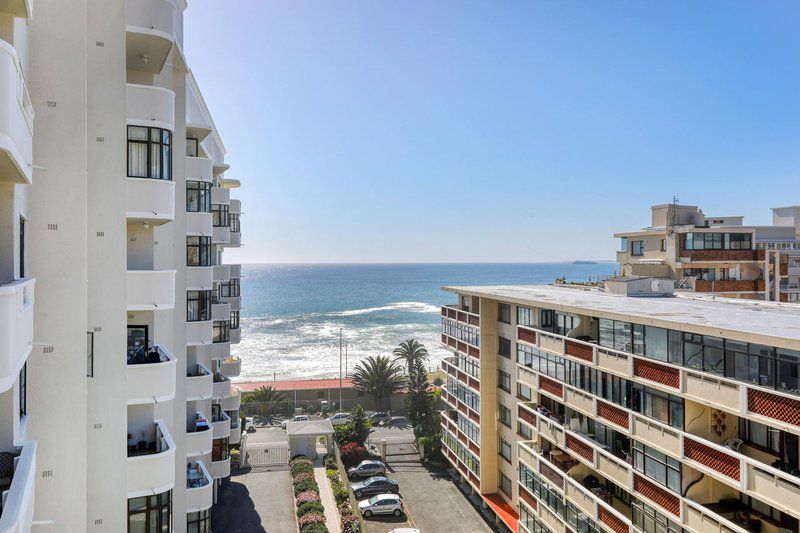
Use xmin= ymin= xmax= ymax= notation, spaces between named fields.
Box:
xmin=137 ymin=429 xmax=147 ymax=451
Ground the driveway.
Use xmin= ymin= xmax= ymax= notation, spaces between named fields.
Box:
xmin=211 ymin=468 xmax=295 ymax=533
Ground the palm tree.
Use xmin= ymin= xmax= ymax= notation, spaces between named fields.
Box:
xmin=393 ymin=339 xmax=429 ymax=373
xmin=242 ymin=385 xmax=287 ymax=404
xmin=351 ymin=355 xmax=405 ymax=410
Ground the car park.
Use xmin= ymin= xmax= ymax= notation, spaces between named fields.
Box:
xmin=281 ymin=415 xmax=309 ymax=429
xmin=327 ymin=412 xmax=350 ymax=426
xmin=358 ymin=494 xmax=404 ymax=518
xmin=347 ymin=459 xmax=386 ymax=480
xmin=351 ymin=476 xmax=399 ymax=498
xmin=245 ymin=417 xmax=256 ymax=433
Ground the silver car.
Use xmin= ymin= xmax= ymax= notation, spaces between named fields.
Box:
xmin=358 ymin=494 xmax=403 ymax=518
xmin=347 ymin=460 xmax=386 ymax=480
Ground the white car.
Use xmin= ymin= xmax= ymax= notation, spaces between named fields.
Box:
xmin=358 ymin=493 xmax=404 ymax=518
xmin=281 ymin=415 xmax=309 ymax=429
xmin=327 ymin=412 xmax=350 ymax=426
xmin=244 ymin=417 xmax=256 ymax=433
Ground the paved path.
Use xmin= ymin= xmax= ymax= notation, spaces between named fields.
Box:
xmin=211 ymin=469 xmax=296 ymax=533
xmin=314 ymin=456 xmax=341 ymax=533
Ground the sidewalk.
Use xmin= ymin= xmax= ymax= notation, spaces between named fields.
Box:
xmin=313 ymin=454 xmax=341 ymax=533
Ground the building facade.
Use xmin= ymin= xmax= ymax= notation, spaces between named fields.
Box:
xmin=440 ymin=284 xmax=800 ymax=533
xmin=0 ymin=1 xmax=243 ymax=531
xmin=615 ymin=203 xmax=800 ymax=302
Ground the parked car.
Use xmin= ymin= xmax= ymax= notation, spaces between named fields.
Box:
xmin=389 ymin=530 xmax=420 ymax=533
xmin=369 ymin=412 xmax=391 ymax=425
xmin=281 ymin=415 xmax=309 ymax=429
xmin=245 ymin=417 xmax=256 ymax=433
xmin=328 ymin=412 xmax=350 ymax=426
xmin=359 ymin=494 xmax=404 ymax=518
xmin=351 ymin=476 xmax=399 ymax=498
xmin=347 ymin=460 xmax=386 ymax=480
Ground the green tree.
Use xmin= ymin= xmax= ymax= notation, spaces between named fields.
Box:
xmin=393 ymin=339 xmax=429 ymax=373
xmin=242 ymin=385 xmax=287 ymax=404
xmin=405 ymin=358 xmax=430 ymax=429
xmin=333 ymin=405 xmax=372 ymax=446
xmin=351 ymin=355 xmax=404 ymax=411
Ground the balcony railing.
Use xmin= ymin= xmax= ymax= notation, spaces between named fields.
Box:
xmin=0 ymin=441 xmax=36 ymax=533
xmin=0 ymin=278 xmax=33 ymax=392
xmin=126 ymin=420 xmax=175 ymax=498
xmin=186 ymin=412 xmax=212 ymax=457
xmin=186 ymin=363 xmax=213 ymax=401
xmin=0 ymin=38 xmax=33 ymax=185
xmin=186 ymin=461 xmax=213 ymax=512
xmin=126 ymin=345 xmax=176 ymax=405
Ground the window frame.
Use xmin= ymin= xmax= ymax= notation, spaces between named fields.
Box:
xmin=127 ymin=126 xmax=172 ymax=181
xmin=127 ymin=490 xmax=172 ymax=533
xmin=186 ymin=181 xmax=212 ymax=213
xmin=498 ymin=303 xmax=511 ymax=324
xmin=186 ymin=236 xmax=211 ymax=267
xmin=187 ymin=290 xmax=212 ymax=322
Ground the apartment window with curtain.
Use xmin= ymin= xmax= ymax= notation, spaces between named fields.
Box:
xmin=517 ymin=306 xmax=532 ymax=326
xmin=187 ymin=291 xmax=212 ymax=322
xmin=212 ymin=204 xmax=229 ymax=227
xmin=213 ymin=321 xmax=229 ymax=343
xmin=499 ymin=438 xmax=512 ymax=462
xmin=186 ymin=181 xmax=211 ymax=212
xmin=127 ymin=126 xmax=172 ymax=180
xmin=186 ymin=137 xmax=198 ymax=157
xmin=631 ymin=240 xmax=644 ymax=256
xmin=230 ymin=311 xmax=240 ymax=330
xmin=498 ymin=337 xmax=511 ymax=359
xmin=128 ymin=490 xmax=171 ymax=533
xmin=517 ymin=421 xmax=532 ymax=439
xmin=498 ymin=403 xmax=511 ymax=428
xmin=18 ymin=363 xmax=26 ymax=417
xmin=187 ymin=509 xmax=211 ymax=533
xmin=186 ymin=236 xmax=211 ymax=267
xmin=517 ymin=382 xmax=532 ymax=401
xmin=498 ymin=303 xmax=511 ymax=324
xmin=229 ymin=213 xmax=240 ymax=232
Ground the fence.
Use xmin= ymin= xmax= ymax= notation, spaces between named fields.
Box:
xmin=240 ymin=399 xmax=400 ymax=419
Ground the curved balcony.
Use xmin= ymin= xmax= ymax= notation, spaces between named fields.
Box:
xmin=220 ymin=357 xmax=241 ymax=379
xmin=126 ymin=345 xmax=176 ymax=405
xmin=126 ymin=420 xmax=175 ymax=499
xmin=220 ymin=295 xmax=240 ymax=311
xmin=126 ymin=270 xmax=176 ymax=311
xmin=227 ymin=231 xmax=241 ymax=247
xmin=186 ymin=461 xmax=213 ymax=512
xmin=186 ymin=363 xmax=213 ymax=401
xmin=126 ymin=177 xmax=175 ymax=224
xmin=186 ymin=412 xmax=212 ymax=457
xmin=0 ymin=440 xmax=36 ymax=533
xmin=185 ymin=266 xmax=212 ymax=291
xmin=125 ymin=0 xmax=180 ymax=74
xmin=210 ymin=456 xmax=230 ymax=480
xmin=212 ymin=411 xmax=230 ymax=439
xmin=185 ymin=212 xmax=212 ymax=236
xmin=126 ymin=83 xmax=175 ymax=131
xmin=211 ymin=341 xmax=230 ymax=360
xmin=210 ymin=187 xmax=229 ymax=205
xmin=212 ymin=264 xmax=230 ymax=283
xmin=229 ymin=264 xmax=241 ymax=279
xmin=0 ymin=40 xmax=32 ymax=185
xmin=212 ymin=225 xmax=230 ymax=244
xmin=212 ymin=373 xmax=231 ymax=400
xmin=186 ymin=320 xmax=212 ymax=346
xmin=221 ymin=386 xmax=241 ymax=411
xmin=0 ymin=279 xmax=33 ymax=393
xmin=229 ymin=199 xmax=241 ymax=215
xmin=211 ymin=302 xmax=230 ymax=321
xmin=229 ymin=327 xmax=241 ymax=345
xmin=186 ymin=156 xmax=213 ymax=182
xmin=220 ymin=176 xmax=240 ymax=189
xmin=229 ymin=424 xmax=241 ymax=446
xmin=186 ymin=122 xmax=212 ymax=143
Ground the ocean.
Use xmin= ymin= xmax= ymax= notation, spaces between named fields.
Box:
xmin=236 ymin=263 xmax=618 ymax=381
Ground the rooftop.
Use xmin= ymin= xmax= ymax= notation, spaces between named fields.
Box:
xmin=286 ymin=419 xmax=334 ymax=436
xmin=237 ymin=378 xmax=354 ymax=392
xmin=443 ymin=284 xmax=800 ymax=348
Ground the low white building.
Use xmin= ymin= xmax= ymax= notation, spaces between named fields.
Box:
xmin=287 ymin=420 xmax=334 ymax=459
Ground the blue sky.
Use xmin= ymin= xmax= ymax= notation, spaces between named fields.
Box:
xmin=185 ymin=1 xmax=800 ymax=264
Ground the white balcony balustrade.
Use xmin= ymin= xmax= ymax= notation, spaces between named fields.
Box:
xmin=125 ymin=0 xmax=181 ymax=74
xmin=221 ymin=386 xmax=241 ymax=411
xmin=212 ymin=373 xmax=231 ymax=400
xmin=0 ymin=279 xmax=33 ymax=393
xmin=210 ymin=456 xmax=230 ymax=480
xmin=211 ymin=411 xmax=230 ymax=439
xmin=186 ymin=320 xmax=212 ymax=346
xmin=186 ymin=461 xmax=213 ymax=512
xmin=212 ymin=225 xmax=230 ymax=245
xmin=185 ymin=412 xmax=212 ymax=457
xmin=185 ymin=212 xmax=212 ymax=236
xmin=0 ymin=40 xmax=32 ymax=184
xmin=126 ymin=345 xmax=176 ymax=405
xmin=220 ymin=357 xmax=241 ymax=379
xmin=0 ymin=440 xmax=36 ymax=533
xmin=126 ymin=420 xmax=175 ymax=499
xmin=185 ymin=265 xmax=213 ymax=291
xmin=229 ymin=264 xmax=241 ymax=278
xmin=210 ymin=187 xmax=229 ymax=205
xmin=185 ymin=156 xmax=212 ymax=182
xmin=126 ymin=83 xmax=175 ymax=131
xmin=126 ymin=270 xmax=176 ymax=311
xmin=212 ymin=265 xmax=230 ymax=283
xmin=186 ymin=363 xmax=213 ymax=401
xmin=126 ymin=177 xmax=175 ymax=224
xmin=229 ymin=327 xmax=241 ymax=345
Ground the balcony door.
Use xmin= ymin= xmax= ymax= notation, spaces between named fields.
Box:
xmin=127 ymin=325 xmax=148 ymax=364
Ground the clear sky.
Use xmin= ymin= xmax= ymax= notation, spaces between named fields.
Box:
xmin=185 ymin=1 xmax=800 ymax=264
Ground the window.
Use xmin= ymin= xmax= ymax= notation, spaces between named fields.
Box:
xmin=684 ymin=232 xmax=751 ymax=250
xmin=567 ymin=501 xmax=603 ymax=533
xmin=620 ymin=237 xmax=628 ymax=252
xmin=517 ymin=382 xmax=531 ymax=401
xmin=498 ymin=370 xmax=511 ymax=393
xmin=632 ymin=498 xmax=683 ymax=533
xmin=660 ymin=238 xmax=667 ymax=252
xmin=127 ymin=126 xmax=172 ymax=180
xmin=212 ymin=438 xmax=229 ymax=461
xmin=498 ymin=303 xmax=511 ymax=324
xmin=18 ymin=363 xmax=26 ymax=417
xmin=186 ymin=138 xmax=198 ymax=157
xmin=127 ymin=325 xmax=149 ymax=362
xmin=540 ymin=309 xmax=554 ymax=330
xmin=229 ymin=213 xmax=240 ymax=233
xmin=517 ymin=421 xmax=532 ymax=439
xmin=86 ymin=331 xmax=94 ymax=378
xmin=633 ymin=441 xmax=681 ymax=492
xmin=219 ymin=278 xmax=240 ymax=298
xmin=499 ymin=403 xmax=511 ymax=428
xmin=683 ymin=333 xmax=724 ymax=376
xmin=631 ymin=240 xmax=644 ymax=256
xmin=213 ymin=321 xmax=229 ymax=343
xmin=457 ymin=414 xmax=480 ymax=443
xmin=186 ymin=181 xmax=211 ymax=213
xmin=128 ymin=490 xmax=172 ymax=533
xmin=498 ymin=337 xmax=511 ymax=358
xmin=555 ymin=313 xmax=576 ymax=336
xmin=187 ymin=291 xmax=212 ymax=322
xmin=499 ymin=438 xmax=512 ymax=462
xmin=212 ymin=204 xmax=229 ymax=227
xmin=230 ymin=311 xmax=240 ymax=330
xmin=461 ymin=295 xmax=470 ymax=312
xmin=517 ymin=306 xmax=532 ymax=326
xmin=633 ymin=384 xmax=683 ymax=429
xmin=187 ymin=509 xmax=211 ymax=533
xmin=499 ymin=472 xmax=512 ymax=496
xmin=740 ymin=419 xmax=780 ymax=454
xmin=186 ymin=236 xmax=211 ymax=267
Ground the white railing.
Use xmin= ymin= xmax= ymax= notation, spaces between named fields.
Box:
xmin=0 ymin=278 xmax=34 ymax=392
xmin=0 ymin=441 xmax=36 ymax=533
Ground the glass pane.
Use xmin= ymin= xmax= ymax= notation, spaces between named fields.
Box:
xmin=128 ymin=143 xmax=148 ymax=177
xmin=162 ymin=144 xmax=171 ymax=180
xmin=150 ymin=144 xmax=161 ymax=178
xmin=128 ymin=126 xmax=149 ymax=141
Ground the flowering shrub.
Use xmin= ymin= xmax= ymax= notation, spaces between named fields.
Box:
xmin=292 ymin=471 xmax=315 ymax=484
xmin=295 ymin=491 xmax=321 ymax=506
xmin=297 ymin=501 xmax=325 ymax=518
xmin=331 ymin=480 xmax=349 ymax=505
xmin=290 ymin=461 xmax=314 ymax=477
xmin=340 ymin=443 xmax=367 ymax=466
xmin=298 ymin=512 xmax=326 ymax=529
xmin=323 ymin=455 xmax=337 ymax=469
xmin=294 ymin=478 xmax=320 ymax=496
xmin=341 ymin=512 xmax=360 ymax=533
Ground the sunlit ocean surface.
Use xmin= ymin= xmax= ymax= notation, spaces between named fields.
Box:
xmin=235 ymin=263 xmax=617 ymax=381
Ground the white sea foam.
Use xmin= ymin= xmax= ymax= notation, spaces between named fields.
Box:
xmin=329 ymin=301 xmax=441 ymax=317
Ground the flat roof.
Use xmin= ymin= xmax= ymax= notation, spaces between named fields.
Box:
xmin=443 ymin=284 xmax=800 ymax=349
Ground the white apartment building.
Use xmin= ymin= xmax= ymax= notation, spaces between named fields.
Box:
xmin=0 ymin=1 xmax=244 ymax=531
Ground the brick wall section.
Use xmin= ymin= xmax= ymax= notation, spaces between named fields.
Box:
xmin=441 ymin=333 xmax=447 ymax=344
xmin=597 ymin=400 xmax=629 ymax=429
xmin=469 ymin=471 xmax=480 ymax=488
xmin=458 ymin=403 xmax=467 ymax=415
xmin=447 ymin=337 xmax=456 ymax=348
xmin=539 ymin=376 xmax=563 ymax=398
xmin=634 ymin=474 xmax=680 ymax=516
xmin=565 ymin=339 xmax=594 ymax=362
xmin=683 ymin=437 xmax=740 ymax=481
xmin=598 ymin=507 xmax=629 ymax=533
xmin=469 ymin=441 xmax=480 ymax=455
xmin=469 ymin=377 xmax=480 ymax=391
xmin=458 ymin=430 xmax=468 ymax=445
xmin=468 ymin=410 xmax=480 ymax=424
xmin=539 ymin=462 xmax=564 ymax=489
xmin=441 ymin=306 xmax=447 ymax=316
xmin=446 ymin=308 xmax=456 ymax=319
xmin=468 ymin=314 xmax=480 ymax=327
xmin=565 ymin=434 xmax=594 ymax=462
xmin=457 ymin=311 xmax=467 ymax=323
xmin=695 ymin=279 xmax=758 ymax=292
xmin=458 ymin=371 xmax=468 ymax=384
xmin=748 ymin=389 xmax=800 ymax=427
xmin=518 ymin=328 xmax=537 ymax=345
xmin=468 ymin=346 xmax=480 ymax=358
xmin=457 ymin=341 xmax=467 ymax=353
xmin=634 ymin=359 xmax=680 ymax=389
xmin=518 ymin=486 xmax=537 ymax=510
xmin=518 ymin=405 xmax=537 ymax=426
